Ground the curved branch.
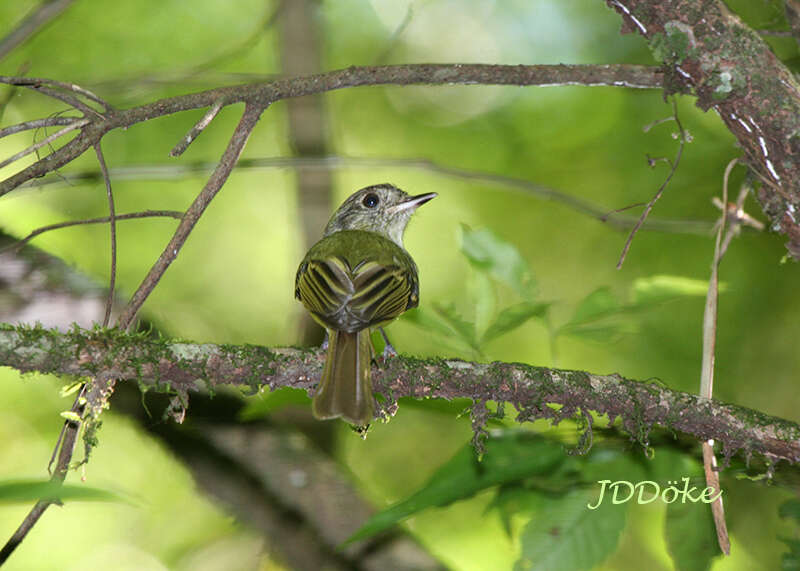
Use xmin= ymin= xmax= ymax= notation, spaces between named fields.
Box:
xmin=0 ymin=64 xmax=663 ymax=196
xmin=605 ymin=0 xmax=800 ymax=258
xmin=115 ymin=103 xmax=264 ymax=329
xmin=1 ymin=323 xmax=797 ymax=466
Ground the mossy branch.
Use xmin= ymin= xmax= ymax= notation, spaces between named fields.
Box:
xmin=605 ymin=0 xmax=800 ymax=257
xmin=2 ymin=322 xmax=798 ymax=466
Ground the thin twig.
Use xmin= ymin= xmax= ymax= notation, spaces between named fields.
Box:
xmin=0 ymin=0 xmax=76 ymax=61
xmin=169 ymin=99 xmax=224 ymax=157
xmin=0 ymin=119 xmax=88 ymax=170
xmin=94 ymin=143 xmax=116 ymax=327
xmin=698 ymin=158 xmax=739 ymax=557
xmin=0 ymin=76 xmax=110 ymax=112
xmin=0 ymin=64 xmax=665 ymax=197
xmin=117 ymin=103 xmax=265 ymax=330
xmin=616 ymin=98 xmax=686 ymax=269
xmin=17 ymin=156 xmax=715 ymax=235
xmin=0 ymin=116 xmax=81 ymax=139
xmin=1 ymin=210 xmax=183 ymax=253
xmin=23 ymin=84 xmax=100 ymax=117
xmin=0 ymin=385 xmax=84 ymax=565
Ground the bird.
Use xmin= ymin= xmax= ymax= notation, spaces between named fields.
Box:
xmin=295 ymin=183 xmax=436 ymax=425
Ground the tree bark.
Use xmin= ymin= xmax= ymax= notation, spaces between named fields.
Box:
xmin=1 ymin=323 xmax=797 ymax=465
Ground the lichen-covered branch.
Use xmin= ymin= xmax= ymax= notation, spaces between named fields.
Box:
xmin=2 ymin=323 xmax=798 ymax=466
xmin=605 ymin=0 xmax=800 ymax=257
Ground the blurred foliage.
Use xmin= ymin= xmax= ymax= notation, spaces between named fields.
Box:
xmin=1 ymin=0 xmax=799 ymax=570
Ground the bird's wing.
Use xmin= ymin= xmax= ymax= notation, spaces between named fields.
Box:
xmin=296 ymin=256 xmax=417 ymax=331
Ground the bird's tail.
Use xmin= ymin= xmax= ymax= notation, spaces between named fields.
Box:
xmin=312 ymin=329 xmax=374 ymax=425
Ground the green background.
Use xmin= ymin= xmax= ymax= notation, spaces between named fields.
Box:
xmin=0 ymin=0 xmax=798 ymax=569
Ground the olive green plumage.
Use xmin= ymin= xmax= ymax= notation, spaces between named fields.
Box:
xmin=295 ymin=184 xmax=436 ymax=425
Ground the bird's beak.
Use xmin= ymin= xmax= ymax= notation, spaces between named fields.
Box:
xmin=392 ymin=192 xmax=437 ymax=213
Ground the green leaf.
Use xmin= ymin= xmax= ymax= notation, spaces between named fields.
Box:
xmin=780 ymin=499 xmax=800 ymax=524
xmin=472 ymin=270 xmax=496 ymax=339
xmin=0 ymin=479 xmax=126 ymax=504
xmin=780 ymin=538 xmax=800 ymax=570
xmin=664 ymin=498 xmax=719 ymax=571
xmin=632 ymin=275 xmax=720 ymax=306
xmin=239 ymin=387 xmax=310 ymax=420
xmin=432 ymin=302 xmax=477 ymax=348
xmin=564 ymin=287 xmax=620 ymax=326
xmin=514 ymin=488 xmax=627 ymax=571
xmin=345 ymin=432 xmax=565 ymax=544
xmin=490 ymin=485 xmax=548 ymax=536
xmin=401 ymin=307 xmax=457 ymax=339
xmin=460 ymin=225 xmax=536 ymax=298
xmin=559 ymin=287 xmax=629 ymax=342
xmin=481 ymin=301 xmax=549 ymax=345
xmin=402 ymin=308 xmax=480 ymax=357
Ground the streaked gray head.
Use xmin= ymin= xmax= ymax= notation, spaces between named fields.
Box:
xmin=323 ymin=183 xmax=437 ymax=247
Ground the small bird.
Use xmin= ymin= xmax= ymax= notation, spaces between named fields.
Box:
xmin=295 ymin=184 xmax=436 ymax=425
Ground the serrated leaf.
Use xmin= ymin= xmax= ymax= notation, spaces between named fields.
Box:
xmin=239 ymin=387 xmax=310 ymax=420
xmin=514 ymin=488 xmax=627 ymax=571
xmin=632 ymin=275 xmax=721 ymax=306
xmin=345 ymin=432 xmax=565 ymax=544
xmin=481 ymin=302 xmax=548 ymax=345
xmin=460 ymin=225 xmax=536 ymax=298
xmin=0 ymin=479 xmax=127 ymax=504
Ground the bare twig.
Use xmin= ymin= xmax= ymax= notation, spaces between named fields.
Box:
xmin=1 ymin=64 xmax=664 ymax=197
xmin=117 ymin=103 xmax=265 ymax=330
xmin=0 ymin=76 xmax=110 ymax=112
xmin=0 ymin=116 xmax=81 ymax=139
xmin=698 ymin=158 xmax=739 ymax=556
xmin=19 ymin=84 xmax=100 ymax=117
xmin=616 ymin=98 xmax=686 ymax=269
xmin=94 ymin=143 xmax=116 ymax=327
xmin=0 ymin=119 xmax=88 ymax=170
xmin=17 ymin=155 xmax=715 ymax=235
xmin=0 ymin=0 xmax=76 ymax=61
xmin=702 ymin=441 xmax=730 ymax=554
xmin=169 ymin=99 xmax=224 ymax=157
xmin=4 ymin=140 xmax=122 ymax=560
xmin=0 ymin=383 xmax=84 ymax=565
xmin=1 ymin=210 xmax=183 ymax=253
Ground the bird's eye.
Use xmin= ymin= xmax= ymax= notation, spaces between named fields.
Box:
xmin=362 ymin=193 xmax=379 ymax=208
